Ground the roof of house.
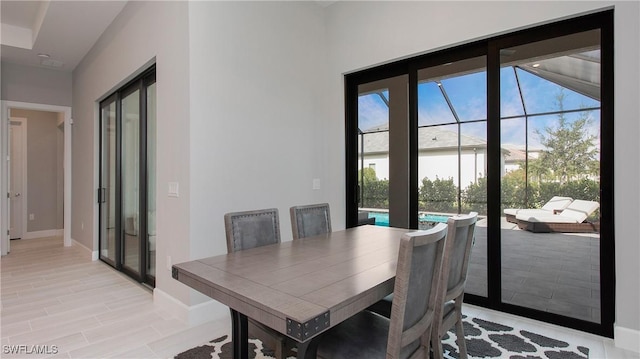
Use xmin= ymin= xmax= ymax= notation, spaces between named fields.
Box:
xmin=501 ymin=144 xmax=542 ymax=163
xmin=361 ymin=125 xmax=487 ymax=153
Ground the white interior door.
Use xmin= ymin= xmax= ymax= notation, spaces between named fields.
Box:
xmin=9 ymin=119 xmax=26 ymax=240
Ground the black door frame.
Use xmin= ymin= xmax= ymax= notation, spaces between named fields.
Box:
xmin=345 ymin=10 xmax=614 ymax=337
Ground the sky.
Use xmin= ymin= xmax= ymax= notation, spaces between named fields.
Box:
xmin=358 ymin=66 xmax=601 ymax=150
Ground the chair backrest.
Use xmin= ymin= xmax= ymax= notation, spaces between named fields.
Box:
xmin=224 ymin=208 xmax=281 ymax=253
xmin=386 ymin=223 xmax=448 ymax=359
xmin=541 ymin=196 xmax=573 ymax=212
xmin=441 ymin=212 xmax=478 ymax=302
xmin=559 ymin=200 xmax=599 ymax=223
xmin=290 ymin=203 xmax=331 ymax=240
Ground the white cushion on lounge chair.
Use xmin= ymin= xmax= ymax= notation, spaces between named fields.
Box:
xmin=557 ymin=199 xmax=600 ymax=223
xmin=540 ymin=196 xmax=574 ymax=211
xmin=516 ymin=214 xmax=579 ymax=223
xmin=516 ymin=199 xmax=599 ymax=224
xmin=505 ymin=208 xmax=549 ymax=216
xmin=504 ymin=196 xmax=573 ymax=216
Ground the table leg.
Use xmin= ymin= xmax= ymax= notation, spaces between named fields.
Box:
xmin=296 ymin=337 xmax=320 ymax=359
xmin=230 ymin=309 xmax=248 ymax=359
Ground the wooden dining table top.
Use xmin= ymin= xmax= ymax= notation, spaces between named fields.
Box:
xmin=172 ymin=224 xmax=412 ymax=342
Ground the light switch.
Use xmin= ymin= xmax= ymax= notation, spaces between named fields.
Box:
xmin=168 ymin=182 xmax=179 ymax=197
xmin=312 ymin=178 xmax=321 ymax=190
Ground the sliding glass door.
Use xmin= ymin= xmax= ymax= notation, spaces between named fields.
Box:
xmin=99 ymin=66 xmax=156 ymax=286
xmin=99 ymin=97 xmax=118 ymax=266
xmin=147 ymin=82 xmax=157 ymax=278
xmin=345 ymin=11 xmax=613 ymax=337
xmin=499 ymin=30 xmax=603 ymax=324
xmin=416 ymin=56 xmax=488 ymax=299
xmin=121 ymin=86 xmax=141 ymax=276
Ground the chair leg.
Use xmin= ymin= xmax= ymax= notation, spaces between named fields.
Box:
xmin=431 ymin=331 xmax=444 ymax=359
xmin=455 ymin=316 xmax=468 ymax=359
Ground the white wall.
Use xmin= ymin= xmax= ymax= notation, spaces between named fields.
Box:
xmin=188 ymin=1 xmax=329 ymax=255
xmin=72 ymin=0 xmax=193 ymax=310
xmin=1 ymin=62 xmax=72 ymax=107
xmin=324 ymin=0 xmax=639 ymax=346
xmin=186 ymin=1 xmax=329 ymax=320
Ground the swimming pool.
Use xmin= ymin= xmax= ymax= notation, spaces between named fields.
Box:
xmin=367 ymin=212 xmax=450 ymax=227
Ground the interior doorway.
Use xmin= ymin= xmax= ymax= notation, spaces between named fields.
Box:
xmin=1 ymin=101 xmax=72 ymax=256
xmin=9 ymin=118 xmax=27 ymax=240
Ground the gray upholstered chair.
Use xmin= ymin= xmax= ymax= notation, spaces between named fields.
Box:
xmin=311 ymin=223 xmax=448 ymax=359
xmin=289 ymin=203 xmax=331 ymax=240
xmin=223 ymin=208 xmax=287 ymax=359
xmin=224 ymin=208 xmax=281 ymax=253
xmin=431 ymin=212 xmax=477 ymax=359
xmin=367 ymin=213 xmax=478 ymax=359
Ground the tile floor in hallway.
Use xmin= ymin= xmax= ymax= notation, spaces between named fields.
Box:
xmin=1 ymin=236 xmax=230 ymax=358
xmin=1 ymin=236 xmax=637 ymax=358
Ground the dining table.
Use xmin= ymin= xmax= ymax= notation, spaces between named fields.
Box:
xmin=171 ymin=224 xmax=412 ymax=359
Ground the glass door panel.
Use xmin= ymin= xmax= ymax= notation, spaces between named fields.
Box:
xmin=99 ymin=100 xmax=117 ymax=265
xmin=357 ymin=75 xmax=409 ymax=228
xmin=122 ymin=88 xmax=141 ymax=276
xmin=417 ymin=123 xmax=459 ymax=218
xmin=147 ymin=82 xmax=157 ymax=279
xmin=500 ymin=30 xmax=602 ymax=323
xmin=357 ymin=87 xmax=389 ymax=226
xmin=417 ymin=56 xmax=488 ymax=297
xmin=460 ymin=121 xmax=488 ymax=297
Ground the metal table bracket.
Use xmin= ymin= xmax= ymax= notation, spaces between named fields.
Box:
xmin=286 ymin=311 xmax=330 ymax=341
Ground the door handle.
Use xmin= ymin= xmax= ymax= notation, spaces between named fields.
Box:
xmin=14 ymin=193 xmax=21 ymax=197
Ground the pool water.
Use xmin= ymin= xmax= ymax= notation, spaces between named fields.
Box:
xmin=367 ymin=212 xmax=449 ymax=227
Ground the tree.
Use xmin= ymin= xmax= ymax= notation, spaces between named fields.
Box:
xmin=532 ymin=89 xmax=599 ymax=183
xmin=360 ymin=167 xmax=378 ymax=183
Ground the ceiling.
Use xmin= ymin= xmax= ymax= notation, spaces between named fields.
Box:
xmin=1 ymin=0 xmax=128 ymax=72
xmin=0 ymin=1 xmax=338 ymax=73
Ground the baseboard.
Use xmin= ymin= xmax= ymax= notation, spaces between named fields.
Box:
xmin=154 ymin=288 xmax=227 ymax=326
xmin=71 ymin=238 xmax=99 ymax=261
xmin=614 ymin=325 xmax=640 ymax=353
xmin=21 ymin=229 xmax=63 ymax=240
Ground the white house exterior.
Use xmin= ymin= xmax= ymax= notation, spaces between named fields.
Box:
xmin=359 ymin=125 xmax=512 ymax=190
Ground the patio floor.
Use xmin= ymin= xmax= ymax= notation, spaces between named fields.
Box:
xmin=464 ymin=217 xmax=601 ymax=323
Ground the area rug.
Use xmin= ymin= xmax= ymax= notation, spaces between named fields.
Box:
xmin=174 ymin=315 xmax=589 ymax=359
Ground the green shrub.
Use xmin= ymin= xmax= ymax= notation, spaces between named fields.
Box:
xmin=419 ymin=177 xmax=458 ymax=213
xmin=359 ymin=166 xmax=600 ymax=218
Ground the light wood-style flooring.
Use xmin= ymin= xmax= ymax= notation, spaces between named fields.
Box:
xmin=1 ymin=236 xmax=229 ymax=358
xmin=1 ymin=236 xmax=637 ymax=358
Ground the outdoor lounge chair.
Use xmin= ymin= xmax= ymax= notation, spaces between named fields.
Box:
xmin=515 ymin=199 xmax=600 ymax=233
xmin=504 ymin=196 xmax=573 ymax=223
